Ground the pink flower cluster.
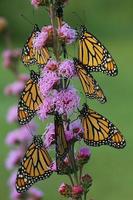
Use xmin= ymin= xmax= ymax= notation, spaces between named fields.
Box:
xmin=58 ymin=22 xmax=77 ymax=44
xmin=54 ymin=87 xmax=80 ymax=115
xmin=42 ymin=119 xmax=83 ymax=149
xmin=2 ymin=49 xmax=21 ymax=69
xmin=31 ymin=0 xmax=44 ymax=8
xmin=33 ymin=22 xmax=76 ymax=49
xmin=33 ymin=25 xmax=53 ymax=50
xmin=58 ymin=60 xmax=76 ymax=78
xmin=5 ymin=122 xmax=37 ymax=145
xmin=58 ymin=183 xmax=83 ymax=198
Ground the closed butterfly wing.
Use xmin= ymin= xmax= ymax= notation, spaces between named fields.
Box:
xmin=54 ymin=112 xmax=68 ymax=173
xmin=79 ymin=103 xmax=126 ymax=148
xmin=22 ymin=24 xmax=50 ymax=67
xmin=18 ymin=102 xmax=35 ymax=125
xmin=78 ymin=26 xmax=118 ymax=76
xmin=16 ymin=135 xmax=52 ymax=193
xmin=18 ymin=70 xmax=43 ymax=125
xmin=108 ymin=130 xmax=126 ymax=149
xmin=74 ymin=58 xmax=106 ymax=103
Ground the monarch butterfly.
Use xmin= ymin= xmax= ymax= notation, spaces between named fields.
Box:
xmin=54 ymin=112 xmax=68 ymax=173
xmin=79 ymin=103 xmax=126 ymax=148
xmin=18 ymin=70 xmax=43 ymax=125
xmin=78 ymin=26 xmax=118 ymax=76
xmin=21 ymin=24 xmax=50 ymax=67
xmin=74 ymin=58 xmax=106 ymax=104
xmin=16 ymin=135 xmax=53 ymax=193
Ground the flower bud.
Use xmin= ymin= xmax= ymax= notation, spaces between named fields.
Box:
xmin=31 ymin=0 xmax=49 ymax=8
xmin=76 ymin=147 xmax=91 ymax=165
xmin=81 ymin=174 xmax=93 ymax=191
xmin=58 ymin=183 xmax=72 ymax=197
xmin=72 ymin=185 xmax=84 ymax=199
xmin=0 ymin=17 xmax=8 ymax=32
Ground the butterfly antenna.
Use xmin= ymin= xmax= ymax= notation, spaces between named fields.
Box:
xmin=72 ymin=11 xmax=84 ymax=27
xmin=20 ymin=14 xmax=34 ymax=26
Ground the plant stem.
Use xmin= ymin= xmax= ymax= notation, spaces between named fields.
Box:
xmin=84 ymin=192 xmax=87 ymax=200
xmin=49 ymin=1 xmax=60 ymax=61
xmin=67 ymin=174 xmax=74 ymax=186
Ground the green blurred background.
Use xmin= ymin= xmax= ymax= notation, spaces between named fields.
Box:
xmin=0 ymin=0 xmax=133 ymax=199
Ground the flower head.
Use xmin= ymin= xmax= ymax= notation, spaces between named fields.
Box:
xmin=4 ymin=81 xmax=24 ymax=95
xmin=69 ymin=119 xmax=83 ymax=139
xmin=72 ymin=185 xmax=84 ymax=198
xmin=5 ymin=122 xmax=37 ymax=145
xmin=5 ymin=149 xmax=24 ymax=170
xmin=37 ymin=96 xmax=55 ymax=120
xmin=29 ymin=187 xmax=44 ymax=199
xmin=6 ymin=105 xmax=18 ymax=123
xmin=45 ymin=59 xmax=58 ymax=71
xmin=8 ymin=171 xmax=17 ymax=188
xmin=50 ymin=161 xmax=57 ymax=172
xmin=58 ymin=183 xmax=72 ymax=197
xmin=54 ymin=87 xmax=80 ymax=115
xmin=0 ymin=17 xmax=8 ymax=32
xmin=43 ymin=123 xmax=55 ymax=148
xmin=81 ymin=174 xmax=93 ymax=191
xmin=31 ymin=0 xmax=46 ymax=8
xmin=33 ymin=31 xmax=48 ymax=50
xmin=58 ymin=60 xmax=76 ymax=78
xmin=58 ymin=22 xmax=77 ymax=44
xmin=77 ymin=147 xmax=91 ymax=165
xmin=2 ymin=49 xmax=21 ymax=69
xmin=39 ymin=71 xmax=59 ymax=97
xmin=65 ymin=130 xmax=74 ymax=142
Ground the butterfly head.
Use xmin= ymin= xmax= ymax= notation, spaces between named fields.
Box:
xmin=80 ymin=25 xmax=87 ymax=33
xmin=73 ymin=57 xmax=79 ymax=65
xmin=30 ymin=70 xmax=40 ymax=83
xmin=33 ymin=24 xmax=40 ymax=32
xmin=79 ymin=103 xmax=89 ymax=117
xmin=33 ymin=135 xmax=43 ymax=148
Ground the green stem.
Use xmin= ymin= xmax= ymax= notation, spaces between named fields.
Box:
xmin=49 ymin=1 xmax=60 ymax=61
xmin=79 ymin=165 xmax=83 ymax=183
xmin=67 ymin=174 xmax=74 ymax=186
xmin=84 ymin=192 xmax=87 ymax=200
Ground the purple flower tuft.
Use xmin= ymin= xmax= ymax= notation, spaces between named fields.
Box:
xmin=45 ymin=59 xmax=59 ymax=71
xmin=37 ymin=96 xmax=55 ymax=120
xmin=33 ymin=31 xmax=48 ymax=50
xmin=65 ymin=130 xmax=74 ymax=142
xmin=5 ymin=149 xmax=24 ymax=170
xmin=54 ymin=87 xmax=80 ymax=115
xmin=59 ymin=60 xmax=76 ymax=78
xmin=58 ymin=22 xmax=77 ymax=44
xmin=4 ymin=81 xmax=24 ymax=95
xmin=43 ymin=123 xmax=55 ymax=148
xmin=39 ymin=70 xmax=59 ymax=97
xmin=6 ymin=105 xmax=18 ymax=123
xmin=5 ymin=122 xmax=37 ymax=145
